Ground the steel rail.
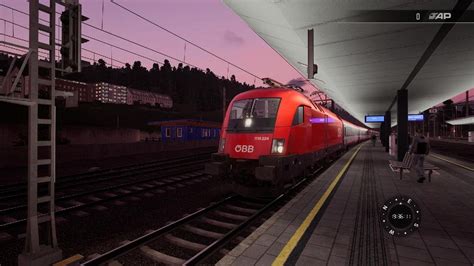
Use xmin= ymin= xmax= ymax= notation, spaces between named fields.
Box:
xmin=0 ymin=150 xmax=214 ymax=197
xmin=0 ymin=168 xmax=210 ymax=230
xmin=184 ymin=178 xmax=308 ymax=265
xmin=0 ymin=149 xmax=214 ymax=191
xmin=0 ymin=159 xmax=209 ymax=215
xmin=81 ymin=195 xmax=237 ymax=266
xmin=82 ymin=167 xmax=323 ymax=265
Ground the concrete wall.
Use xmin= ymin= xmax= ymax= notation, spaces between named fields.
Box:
xmin=0 ymin=140 xmax=218 ymax=168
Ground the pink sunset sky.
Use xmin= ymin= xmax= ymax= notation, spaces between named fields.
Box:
xmin=1 ymin=0 xmax=305 ymax=88
xmin=1 ymin=0 xmax=472 ymax=105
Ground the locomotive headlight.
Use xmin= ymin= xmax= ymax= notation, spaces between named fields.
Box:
xmin=244 ymin=118 xmax=253 ymax=127
xmin=271 ymin=139 xmax=285 ymax=154
xmin=218 ymin=138 xmax=226 ymax=153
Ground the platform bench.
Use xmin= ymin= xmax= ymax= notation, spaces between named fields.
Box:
xmin=389 ymin=152 xmax=439 ymax=182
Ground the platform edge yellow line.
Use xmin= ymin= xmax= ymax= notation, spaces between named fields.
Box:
xmin=430 ymin=154 xmax=474 ymax=172
xmin=272 ymin=145 xmax=362 ymax=266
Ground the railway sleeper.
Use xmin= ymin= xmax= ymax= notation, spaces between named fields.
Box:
xmin=182 ymin=224 xmax=224 ymax=239
xmin=165 ymin=234 xmax=206 ymax=251
xmin=86 ymin=196 xmax=102 ymax=201
xmin=200 ymin=217 xmax=236 ymax=230
xmin=66 ymin=200 xmax=84 ymax=206
xmin=141 ymin=183 xmax=155 ymax=188
xmin=140 ymin=245 xmax=186 ymax=265
xmin=214 ymin=210 xmax=249 ymax=221
xmin=240 ymin=200 xmax=265 ymax=209
xmin=225 ymin=204 xmax=257 ymax=214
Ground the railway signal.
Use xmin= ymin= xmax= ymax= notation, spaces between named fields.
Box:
xmin=60 ymin=1 xmax=89 ymax=72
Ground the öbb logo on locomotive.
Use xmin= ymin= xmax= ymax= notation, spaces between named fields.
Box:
xmin=234 ymin=144 xmax=255 ymax=153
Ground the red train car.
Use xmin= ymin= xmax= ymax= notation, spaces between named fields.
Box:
xmin=206 ymin=87 xmax=371 ymax=195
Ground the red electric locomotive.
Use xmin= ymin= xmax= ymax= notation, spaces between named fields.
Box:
xmin=206 ymin=85 xmax=371 ymax=196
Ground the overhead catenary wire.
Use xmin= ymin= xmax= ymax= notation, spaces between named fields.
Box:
xmin=0 ymin=2 xmax=261 ymax=83
xmin=0 ymin=4 xmax=185 ymax=68
xmin=0 ymin=25 xmax=126 ymax=69
xmin=0 ymin=7 xmax=168 ymax=67
xmin=80 ymin=22 xmax=183 ymax=68
xmin=0 ymin=33 xmax=123 ymax=68
xmin=0 ymin=18 xmax=128 ymax=66
xmin=110 ymin=0 xmax=263 ymax=81
xmin=83 ymin=34 xmax=164 ymax=66
xmin=1 ymin=39 xmax=48 ymax=58
xmin=0 ymin=33 xmax=60 ymax=60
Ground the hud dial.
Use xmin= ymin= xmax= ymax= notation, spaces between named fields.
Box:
xmin=381 ymin=195 xmax=421 ymax=236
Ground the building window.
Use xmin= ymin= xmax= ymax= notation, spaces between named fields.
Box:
xmin=165 ymin=128 xmax=171 ymax=138
xmin=177 ymin=128 xmax=182 ymax=138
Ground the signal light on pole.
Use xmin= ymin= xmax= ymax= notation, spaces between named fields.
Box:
xmin=60 ymin=3 xmax=89 ymax=72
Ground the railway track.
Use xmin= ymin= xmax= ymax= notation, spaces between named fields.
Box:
xmin=0 ymin=159 xmax=212 ymax=230
xmin=82 ymin=177 xmax=310 ymax=266
xmin=429 ymin=140 xmax=474 ymax=164
xmin=0 ymin=151 xmax=214 ymax=208
xmin=0 ymin=148 xmax=216 ymax=201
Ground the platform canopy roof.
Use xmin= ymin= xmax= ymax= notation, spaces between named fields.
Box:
xmin=224 ymin=0 xmax=474 ymax=127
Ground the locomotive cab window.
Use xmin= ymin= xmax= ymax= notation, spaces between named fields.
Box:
xmin=292 ymin=106 xmax=304 ymax=125
xmin=227 ymin=98 xmax=280 ymax=132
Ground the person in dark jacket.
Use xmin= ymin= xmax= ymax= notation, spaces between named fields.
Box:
xmin=371 ymin=134 xmax=377 ymax=146
xmin=409 ymin=129 xmax=430 ymax=183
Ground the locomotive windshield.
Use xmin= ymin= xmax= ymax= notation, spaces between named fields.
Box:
xmin=227 ymin=98 xmax=280 ymax=132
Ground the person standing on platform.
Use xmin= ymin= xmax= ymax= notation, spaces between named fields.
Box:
xmin=371 ymin=134 xmax=377 ymax=146
xmin=409 ymin=129 xmax=430 ymax=183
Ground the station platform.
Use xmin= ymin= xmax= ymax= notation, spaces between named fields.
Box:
xmin=429 ymin=138 xmax=474 ymax=146
xmin=218 ymin=143 xmax=474 ymax=265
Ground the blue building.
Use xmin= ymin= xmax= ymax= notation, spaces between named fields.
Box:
xmin=148 ymin=119 xmax=221 ymax=142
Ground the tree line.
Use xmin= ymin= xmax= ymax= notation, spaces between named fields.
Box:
xmin=64 ymin=59 xmax=255 ymax=111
